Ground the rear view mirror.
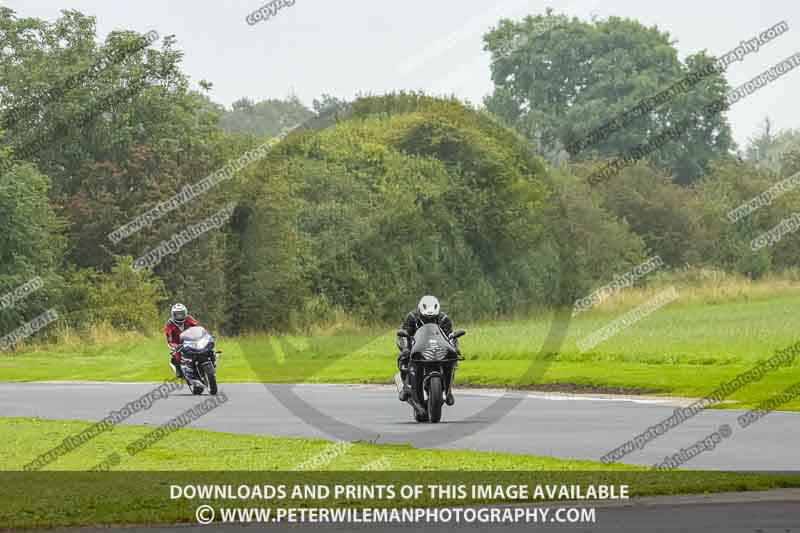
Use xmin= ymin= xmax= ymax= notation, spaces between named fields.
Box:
xmin=452 ymin=329 xmax=466 ymax=339
xmin=397 ymin=329 xmax=410 ymax=338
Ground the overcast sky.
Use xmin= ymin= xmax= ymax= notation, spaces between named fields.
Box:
xmin=6 ymin=0 xmax=800 ymax=148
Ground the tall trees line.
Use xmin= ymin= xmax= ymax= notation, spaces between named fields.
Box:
xmin=0 ymin=8 xmax=798 ymax=341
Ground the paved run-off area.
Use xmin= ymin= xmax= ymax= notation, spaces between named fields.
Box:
xmin=1 ymin=382 xmax=798 ymax=469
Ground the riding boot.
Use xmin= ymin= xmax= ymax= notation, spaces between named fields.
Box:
xmin=398 ymin=369 xmax=411 ymax=401
xmin=445 ymin=367 xmax=456 ymax=405
xmin=445 ymin=390 xmax=455 ymax=406
xmin=171 ymin=357 xmax=183 ymax=379
xmin=398 ymin=353 xmax=412 ymax=401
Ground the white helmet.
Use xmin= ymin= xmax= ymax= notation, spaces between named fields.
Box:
xmin=418 ymin=295 xmax=440 ymax=319
xmin=171 ymin=303 xmax=188 ymax=325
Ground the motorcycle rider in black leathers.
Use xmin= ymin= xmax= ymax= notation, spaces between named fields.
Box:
xmin=397 ymin=295 xmax=459 ymax=405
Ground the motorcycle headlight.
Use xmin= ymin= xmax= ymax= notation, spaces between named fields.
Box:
xmin=421 ymin=346 xmax=447 ymax=360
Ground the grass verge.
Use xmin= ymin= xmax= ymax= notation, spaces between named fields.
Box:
xmin=2 ymin=416 xmax=623 ymax=472
xmin=1 ymin=417 xmax=799 ymax=529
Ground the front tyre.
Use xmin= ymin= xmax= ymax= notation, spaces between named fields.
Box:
xmin=205 ymin=363 xmax=218 ymax=396
xmin=428 ymin=375 xmax=443 ymax=423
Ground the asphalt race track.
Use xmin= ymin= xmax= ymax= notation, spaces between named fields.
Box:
xmin=1 ymin=382 xmax=798 ymax=469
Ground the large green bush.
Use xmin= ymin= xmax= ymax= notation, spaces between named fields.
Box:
xmin=61 ymin=258 xmax=167 ymax=334
xmin=232 ymin=95 xmax=650 ymax=328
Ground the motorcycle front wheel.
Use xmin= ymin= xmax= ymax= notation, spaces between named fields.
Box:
xmin=204 ymin=363 xmax=218 ymax=395
xmin=427 ymin=375 xmax=443 ymax=423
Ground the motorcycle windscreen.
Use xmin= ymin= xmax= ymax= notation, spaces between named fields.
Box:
xmin=180 ymin=326 xmax=213 ymax=353
xmin=411 ymin=323 xmax=455 ymax=360
xmin=180 ymin=326 xmax=207 ymax=342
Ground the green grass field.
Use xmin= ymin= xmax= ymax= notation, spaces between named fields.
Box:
xmin=1 ymin=416 xmax=625 ymax=471
xmin=2 ymin=417 xmax=799 ymax=529
xmin=3 ymin=285 xmax=800 ymax=410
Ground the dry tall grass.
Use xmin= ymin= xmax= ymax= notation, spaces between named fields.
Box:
xmin=585 ymin=267 xmax=800 ymax=314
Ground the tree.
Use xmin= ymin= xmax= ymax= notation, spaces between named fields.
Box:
xmin=691 ymin=160 xmax=800 ymax=277
xmin=219 ymin=95 xmax=314 ymax=137
xmin=483 ymin=11 xmax=734 ymax=184
xmin=0 ymin=10 xmax=191 ymax=193
xmin=60 ymin=258 xmax=167 ymax=333
xmin=232 ymin=93 xmax=649 ymax=327
xmin=0 ymin=8 xmax=245 ymax=332
xmin=0 ymin=158 xmax=64 ymax=334
xmin=744 ymin=118 xmax=800 ymax=173
xmin=745 ymin=117 xmax=776 ymax=166
xmin=595 ymin=162 xmax=702 ymax=266
xmin=312 ymin=94 xmax=348 ymax=115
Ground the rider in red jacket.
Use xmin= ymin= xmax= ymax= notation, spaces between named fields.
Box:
xmin=165 ymin=303 xmax=200 ymax=378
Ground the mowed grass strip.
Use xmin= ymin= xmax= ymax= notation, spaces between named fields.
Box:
xmin=2 ymin=288 xmax=800 ymax=410
xmin=1 ymin=417 xmax=799 ymax=530
xmin=1 ymin=416 xmax=623 ymax=472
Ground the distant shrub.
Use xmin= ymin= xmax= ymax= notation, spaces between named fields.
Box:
xmin=60 ymin=257 xmax=167 ymax=335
